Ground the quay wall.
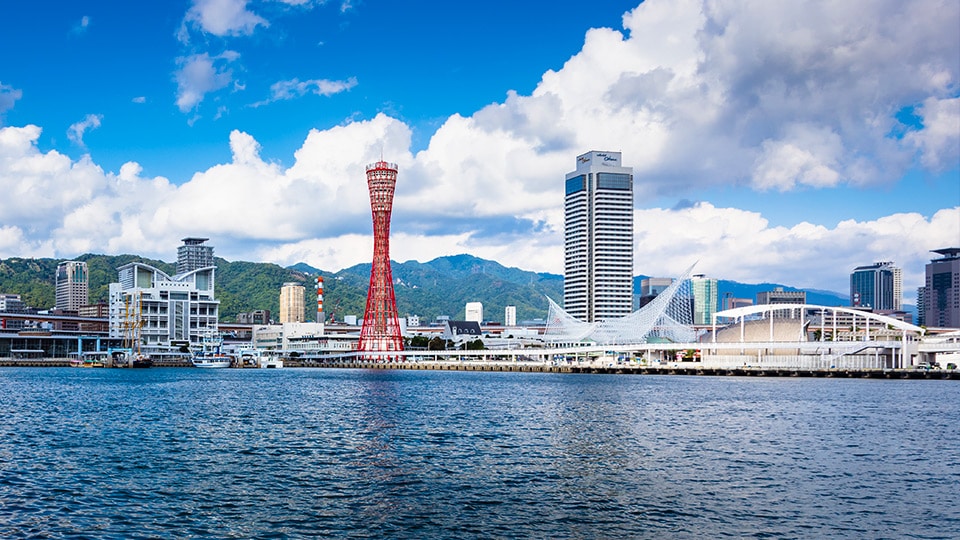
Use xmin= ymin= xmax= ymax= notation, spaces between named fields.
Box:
xmin=291 ymin=359 xmax=960 ymax=379
xmin=1 ymin=358 xmax=957 ymax=379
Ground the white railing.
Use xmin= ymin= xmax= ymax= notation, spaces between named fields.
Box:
xmin=702 ymin=354 xmax=890 ymax=370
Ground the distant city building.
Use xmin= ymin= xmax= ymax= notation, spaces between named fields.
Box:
xmin=108 ymin=261 xmax=219 ymax=347
xmin=465 ymin=302 xmax=483 ymax=323
xmin=723 ymin=296 xmax=754 ymax=310
xmin=0 ymin=293 xmax=27 ymax=330
xmin=55 ymin=261 xmax=88 ymax=311
xmin=691 ymin=274 xmax=718 ymax=325
xmin=406 ymin=315 xmax=420 ymax=327
xmin=279 ymin=283 xmax=306 ymax=324
xmin=850 ymin=261 xmax=902 ymax=310
xmin=77 ymin=302 xmax=109 ymax=333
xmin=756 ymin=287 xmax=806 ymax=318
xmin=917 ymin=286 xmax=927 ymax=326
xmin=641 ymin=277 xmax=673 ymax=297
xmin=0 ymin=293 xmax=26 ymax=313
xmin=564 ymin=150 xmax=634 ymax=322
xmin=757 ymin=287 xmax=806 ymax=305
xmin=177 ymin=237 xmax=215 ymax=275
xmin=922 ymin=248 xmax=960 ymax=328
xmin=237 ymin=309 xmax=271 ymax=325
xmin=504 ymin=305 xmax=517 ymax=327
xmin=638 ymin=277 xmax=674 ymax=308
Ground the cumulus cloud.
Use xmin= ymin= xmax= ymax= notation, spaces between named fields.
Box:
xmin=251 ymin=77 xmax=358 ymax=107
xmin=0 ymin=82 xmax=22 ymax=120
xmin=67 ymin=114 xmax=103 ymax=146
xmin=633 ymin=204 xmax=960 ymax=294
xmin=132 ymin=96 xmax=146 ymax=104
xmin=905 ymin=97 xmax=960 ymax=170
xmin=174 ymin=51 xmax=240 ymax=112
xmin=1 ymin=0 xmax=958 ymax=300
xmin=2 ymin=116 xmax=954 ymax=295
xmin=183 ymin=0 xmax=267 ymax=37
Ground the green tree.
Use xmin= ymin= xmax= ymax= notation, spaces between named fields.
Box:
xmin=428 ymin=336 xmax=446 ymax=351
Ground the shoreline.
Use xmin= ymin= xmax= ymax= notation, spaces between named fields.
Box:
xmin=3 ymin=357 xmax=958 ymax=379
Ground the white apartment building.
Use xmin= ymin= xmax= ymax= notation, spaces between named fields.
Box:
xmin=465 ymin=302 xmax=483 ymax=323
xmin=504 ymin=305 xmax=517 ymax=327
xmin=564 ymin=151 xmax=634 ymax=322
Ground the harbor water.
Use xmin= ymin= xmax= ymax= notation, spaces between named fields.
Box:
xmin=1 ymin=368 xmax=958 ymax=538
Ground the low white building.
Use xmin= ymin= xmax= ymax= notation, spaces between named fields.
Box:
xmin=251 ymin=322 xmax=355 ymax=354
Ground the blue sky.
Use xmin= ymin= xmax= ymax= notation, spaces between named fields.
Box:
xmin=0 ymin=0 xmax=958 ymax=300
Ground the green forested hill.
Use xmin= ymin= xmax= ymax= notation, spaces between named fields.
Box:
xmin=0 ymin=253 xmax=853 ymax=323
xmin=0 ymin=253 xmax=562 ymax=323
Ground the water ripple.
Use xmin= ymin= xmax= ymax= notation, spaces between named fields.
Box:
xmin=0 ymin=369 xmax=958 ymax=538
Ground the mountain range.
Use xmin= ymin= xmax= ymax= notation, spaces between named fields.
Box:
xmin=0 ymin=253 xmax=853 ymax=323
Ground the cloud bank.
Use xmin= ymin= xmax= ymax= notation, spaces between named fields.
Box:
xmin=0 ymin=0 xmax=958 ymax=299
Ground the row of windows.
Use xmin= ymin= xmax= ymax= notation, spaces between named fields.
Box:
xmin=566 ymin=175 xmax=587 ymax=195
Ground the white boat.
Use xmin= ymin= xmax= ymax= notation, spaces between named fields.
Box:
xmin=192 ymin=332 xmax=233 ymax=368
xmin=259 ymin=357 xmax=283 ymax=369
xmin=193 ymin=354 xmax=233 ymax=368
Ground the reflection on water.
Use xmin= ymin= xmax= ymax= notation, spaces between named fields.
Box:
xmin=1 ymin=368 xmax=958 ymax=538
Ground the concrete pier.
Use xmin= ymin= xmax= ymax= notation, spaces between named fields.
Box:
xmin=2 ymin=357 xmax=957 ymax=379
xmin=288 ymin=358 xmax=960 ymax=379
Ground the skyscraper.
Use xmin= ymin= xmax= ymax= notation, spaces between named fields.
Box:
xmin=563 ymin=151 xmax=634 ymax=322
xmin=177 ymin=237 xmax=214 ymax=275
xmin=922 ymin=248 xmax=960 ymax=328
xmin=358 ymin=160 xmax=403 ymax=355
xmin=279 ymin=282 xmax=305 ymax=323
xmin=55 ymin=261 xmax=88 ymax=311
xmin=691 ymin=274 xmax=718 ymax=325
xmin=850 ymin=261 xmax=902 ymax=310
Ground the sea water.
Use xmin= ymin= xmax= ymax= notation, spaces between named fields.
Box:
xmin=1 ymin=368 xmax=958 ymax=539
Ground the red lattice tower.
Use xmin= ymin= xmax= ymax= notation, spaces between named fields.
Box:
xmin=358 ymin=160 xmax=404 ymax=357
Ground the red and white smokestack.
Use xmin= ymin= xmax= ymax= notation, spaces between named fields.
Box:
xmin=316 ymin=276 xmax=324 ymax=323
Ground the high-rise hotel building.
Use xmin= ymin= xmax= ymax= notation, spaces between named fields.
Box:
xmin=564 ymin=151 xmax=634 ymax=322
xmin=850 ymin=261 xmax=902 ymax=311
xmin=55 ymin=261 xmax=88 ymax=311
xmin=177 ymin=237 xmax=214 ymax=275
xmin=921 ymin=248 xmax=960 ymax=328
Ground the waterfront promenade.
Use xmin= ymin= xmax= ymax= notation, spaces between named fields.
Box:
xmin=3 ymin=356 xmax=957 ymax=379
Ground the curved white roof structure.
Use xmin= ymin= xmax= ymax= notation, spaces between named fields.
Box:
xmin=712 ymin=303 xmax=923 ymax=335
xmin=545 ymin=263 xmax=699 ymax=345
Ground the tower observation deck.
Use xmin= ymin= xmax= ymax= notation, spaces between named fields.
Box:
xmin=358 ymin=161 xmax=404 ymax=357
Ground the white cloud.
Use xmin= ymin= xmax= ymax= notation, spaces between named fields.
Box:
xmin=0 ymin=82 xmax=22 ymax=120
xmin=251 ymin=77 xmax=358 ymax=107
xmin=2 ymin=119 xmax=954 ymax=297
xmin=1 ymin=0 xmax=958 ymax=302
xmin=906 ymin=97 xmax=960 ymax=171
xmin=67 ymin=114 xmax=103 ymax=146
xmin=132 ymin=96 xmax=146 ymax=104
xmin=184 ymin=0 xmax=267 ymax=37
xmin=174 ymin=51 xmax=240 ymax=112
xmin=632 ymin=204 xmax=960 ymax=293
